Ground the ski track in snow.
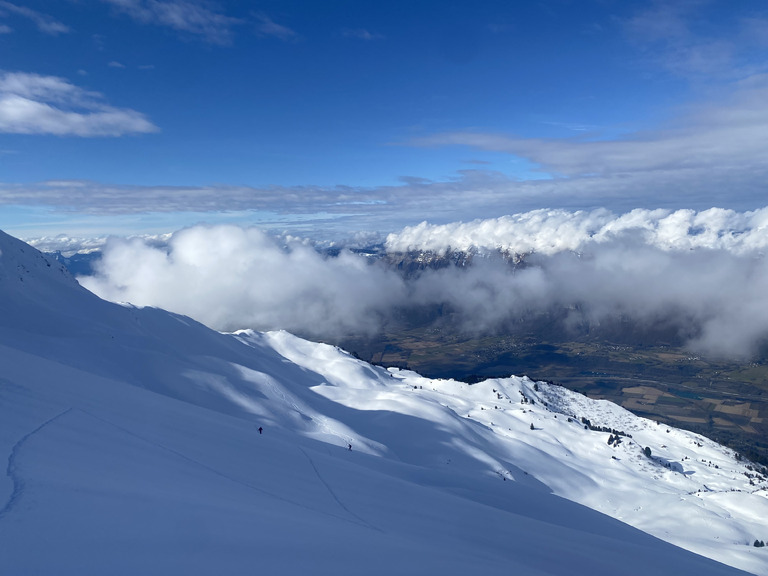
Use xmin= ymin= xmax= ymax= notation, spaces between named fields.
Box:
xmin=256 ymin=368 xmax=356 ymax=448
xmin=74 ymin=408 xmax=378 ymax=530
xmin=0 ymin=407 xmax=73 ymax=521
xmin=298 ymin=446 xmax=382 ymax=532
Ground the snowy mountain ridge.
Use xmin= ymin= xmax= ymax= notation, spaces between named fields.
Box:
xmin=1 ymin=228 xmax=766 ymax=575
xmin=257 ymin=330 xmax=768 ymax=567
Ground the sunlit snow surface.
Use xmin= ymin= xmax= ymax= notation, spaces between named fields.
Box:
xmin=258 ymin=330 xmax=768 ymax=574
xmin=1 ymin=229 xmax=765 ymax=575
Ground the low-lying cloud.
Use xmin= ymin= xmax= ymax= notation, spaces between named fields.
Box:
xmin=80 ymin=208 xmax=768 ymax=359
xmin=81 ymin=225 xmax=406 ymax=337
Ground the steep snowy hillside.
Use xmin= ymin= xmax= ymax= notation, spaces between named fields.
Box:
xmin=260 ymin=329 xmax=768 ymax=573
xmin=0 ymin=229 xmax=762 ymax=575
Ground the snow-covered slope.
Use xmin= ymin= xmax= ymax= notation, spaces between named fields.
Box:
xmin=256 ymin=330 xmax=768 ymax=574
xmin=0 ymin=229 xmax=763 ymax=575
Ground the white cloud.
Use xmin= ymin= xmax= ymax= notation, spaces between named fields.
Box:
xmin=3 ymin=67 xmax=768 ymax=222
xmin=0 ymin=1 xmax=70 ymax=35
xmin=27 ymin=234 xmax=111 ymax=256
xmin=81 ymin=225 xmax=406 ymax=337
xmin=101 ymin=0 xmax=240 ymax=44
xmin=385 ymin=207 xmax=768 ymax=255
xmin=416 ymin=84 xmax=768 ymax=176
xmin=2 ymin=160 xmax=766 ymax=237
xmin=394 ymin=208 xmax=768 ymax=358
xmin=79 ymin=210 xmax=768 ymax=359
xmin=0 ymin=71 xmax=89 ymax=104
xmin=0 ymin=71 xmax=158 ymax=136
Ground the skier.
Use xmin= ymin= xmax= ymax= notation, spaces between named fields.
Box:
xmin=258 ymin=427 xmax=263 ymax=434
xmin=348 ymin=443 xmax=352 ymax=451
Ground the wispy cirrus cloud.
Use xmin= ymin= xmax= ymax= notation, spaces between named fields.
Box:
xmin=101 ymin=0 xmax=240 ymax=44
xmin=0 ymin=71 xmax=158 ymax=136
xmin=2 ymin=164 xmax=765 ymax=239
xmin=0 ymin=180 xmax=344 ymax=214
xmin=411 ymin=75 xmax=768 ymax=184
xmin=0 ymin=1 xmax=70 ymax=35
xmin=341 ymin=28 xmax=384 ymax=41
xmin=3 ymin=73 xmax=768 ymax=228
xmin=253 ymin=12 xmax=298 ymax=41
xmin=622 ymin=1 xmax=768 ymax=79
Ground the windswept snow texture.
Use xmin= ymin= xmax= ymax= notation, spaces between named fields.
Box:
xmin=0 ymin=228 xmax=765 ymax=575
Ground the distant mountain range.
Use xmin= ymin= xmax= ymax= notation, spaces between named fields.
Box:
xmin=46 ymin=249 xmax=102 ymax=277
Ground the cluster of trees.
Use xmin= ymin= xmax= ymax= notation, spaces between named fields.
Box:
xmin=580 ymin=417 xmax=632 ymax=439
xmin=745 ymin=463 xmax=768 ymax=483
xmin=754 ymin=539 xmax=765 ymax=548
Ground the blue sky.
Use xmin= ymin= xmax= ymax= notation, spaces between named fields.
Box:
xmin=1 ymin=0 xmax=768 ymax=240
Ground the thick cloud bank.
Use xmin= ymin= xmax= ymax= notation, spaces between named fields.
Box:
xmin=385 ymin=207 xmax=768 ymax=255
xmin=81 ymin=208 xmax=768 ymax=358
xmin=81 ymin=225 xmax=405 ymax=337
